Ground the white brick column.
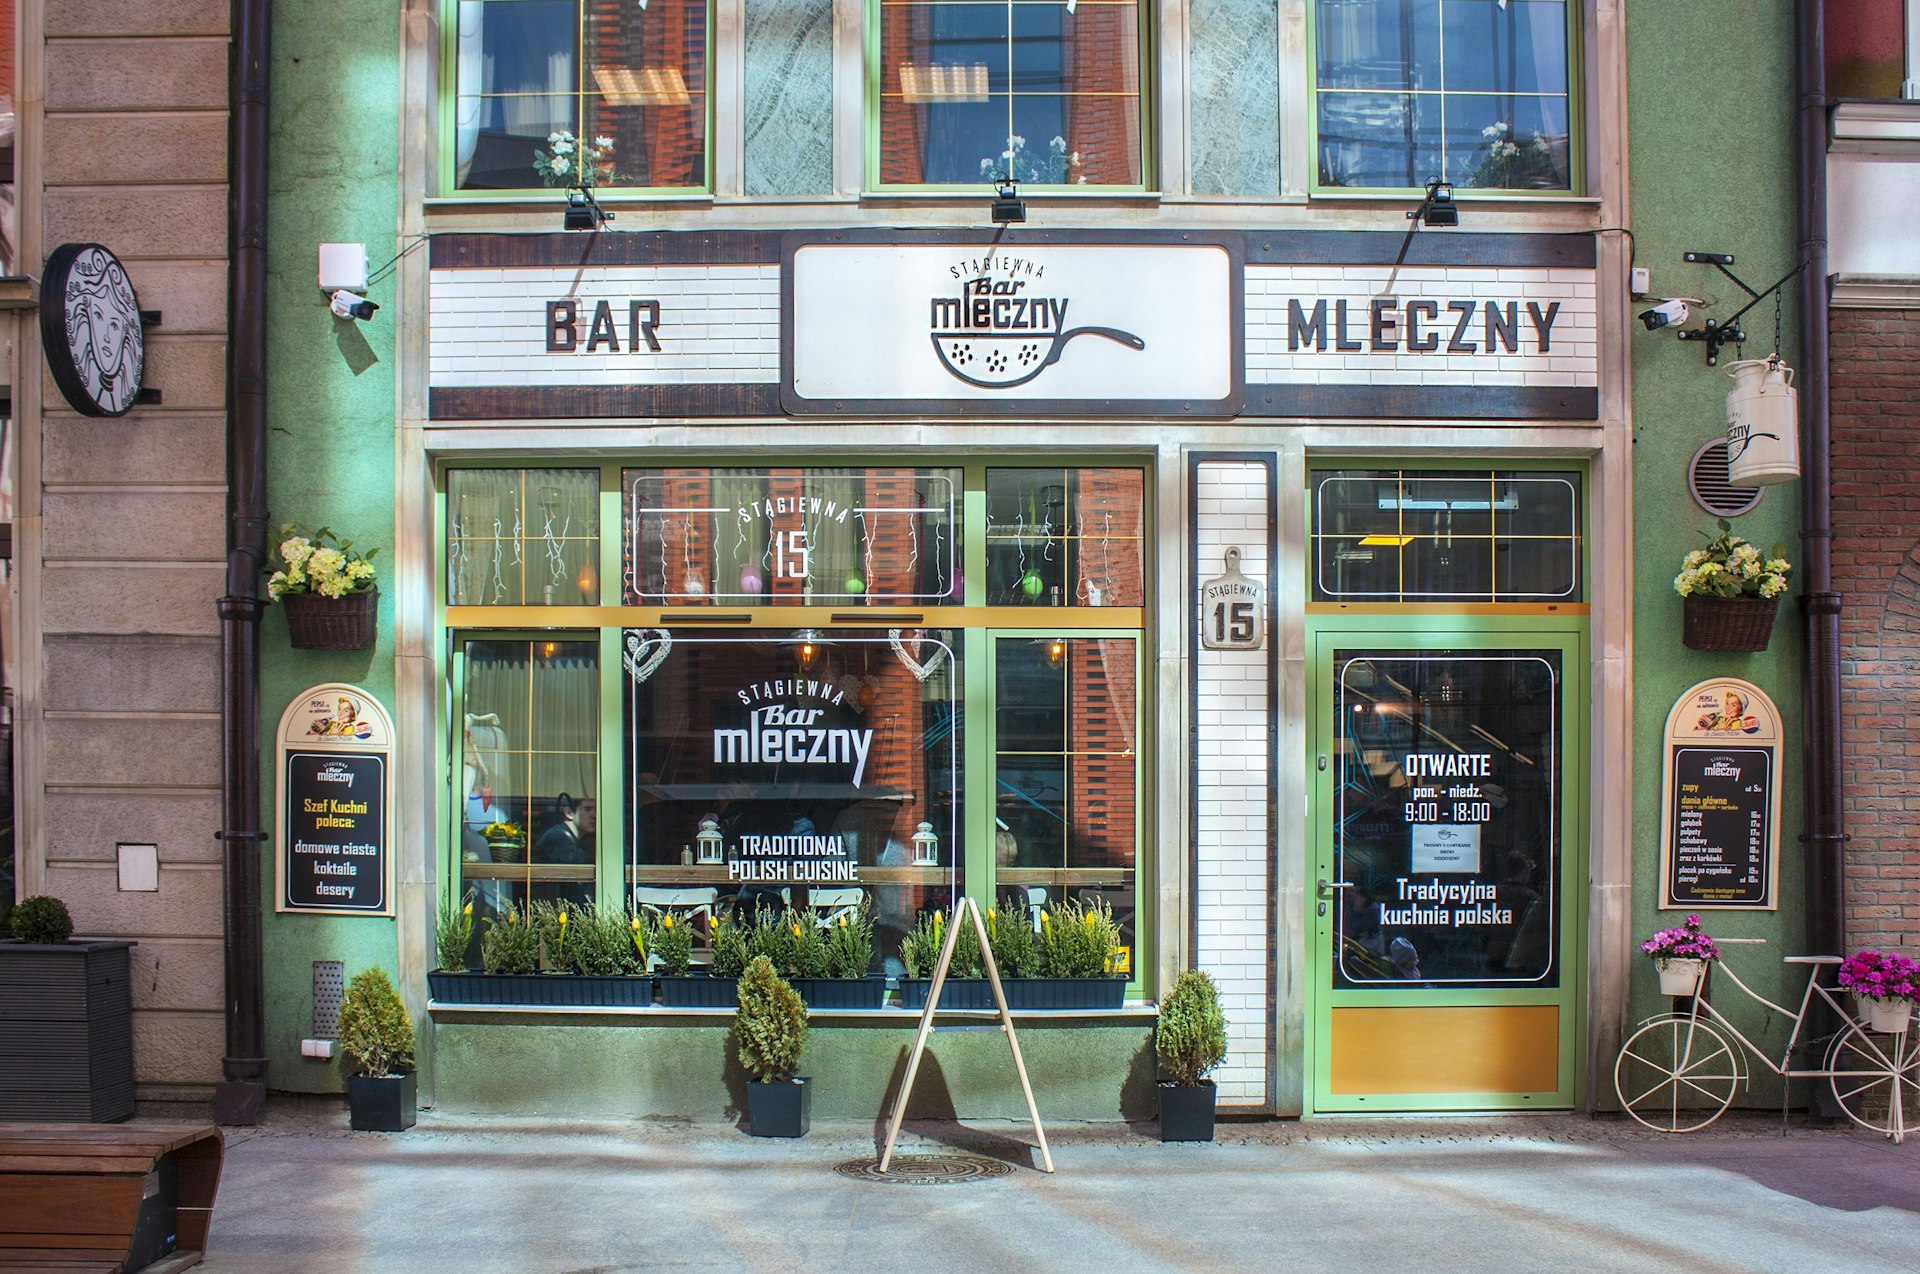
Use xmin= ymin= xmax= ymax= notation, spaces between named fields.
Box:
xmin=1191 ymin=459 xmax=1274 ymax=1106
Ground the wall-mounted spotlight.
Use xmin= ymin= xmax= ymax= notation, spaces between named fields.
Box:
xmin=564 ymin=186 xmax=614 ymax=231
xmin=991 ymin=180 xmax=1026 ymax=225
xmin=1409 ymin=178 xmax=1459 ymax=228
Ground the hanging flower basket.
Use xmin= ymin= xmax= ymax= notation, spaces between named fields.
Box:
xmin=1682 ymin=594 xmax=1779 ymax=652
xmin=283 ymin=588 xmax=379 ymax=651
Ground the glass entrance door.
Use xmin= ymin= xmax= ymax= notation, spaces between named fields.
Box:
xmin=1308 ymin=627 xmax=1585 ymax=1111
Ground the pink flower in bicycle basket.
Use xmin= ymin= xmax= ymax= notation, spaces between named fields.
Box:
xmin=1640 ymin=915 xmax=1719 ymax=963
xmin=1838 ymin=949 xmax=1919 ymax=1002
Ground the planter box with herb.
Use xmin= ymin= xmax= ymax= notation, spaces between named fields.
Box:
xmin=896 ymin=898 xmax=1129 ymax=1011
xmin=428 ymin=897 xmax=653 ymax=1007
xmin=651 ymin=904 xmax=886 ymax=1010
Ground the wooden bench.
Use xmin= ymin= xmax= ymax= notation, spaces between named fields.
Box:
xmin=0 ymin=1124 xmax=223 ymax=1274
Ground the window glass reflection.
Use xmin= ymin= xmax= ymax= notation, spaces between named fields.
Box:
xmin=1333 ymin=650 xmax=1560 ymax=988
xmin=985 ymin=467 xmax=1145 ymax=606
xmin=448 ymin=469 xmax=601 ymax=606
xmin=458 ymin=638 xmax=600 ymax=951
xmin=878 ymin=0 xmax=1143 ymax=187
xmin=1311 ymin=470 xmax=1581 ymax=602
xmin=995 ymin=636 xmax=1138 ymax=970
xmin=1315 ymin=0 xmax=1573 ymax=191
xmin=623 ymin=631 xmax=960 ymax=974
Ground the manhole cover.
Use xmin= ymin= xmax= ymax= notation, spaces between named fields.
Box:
xmin=834 ymin=1153 xmax=1016 ymax=1185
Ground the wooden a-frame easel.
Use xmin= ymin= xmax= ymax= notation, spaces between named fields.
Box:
xmin=877 ymin=896 xmax=1054 ymax=1173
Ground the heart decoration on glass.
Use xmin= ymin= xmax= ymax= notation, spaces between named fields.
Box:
xmin=887 ymin=628 xmax=949 ymax=682
xmin=622 ymin=628 xmax=672 ymax=685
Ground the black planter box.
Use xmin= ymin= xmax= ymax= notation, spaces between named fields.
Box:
xmin=349 ymin=1071 xmax=418 ymax=1131
xmin=788 ymin=975 xmax=887 ymax=1009
xmin=655 ymin=974 xmax=739 ymax=1008
xmin=896 ymin=975 xmax=1128 ymax=1011
xmin=0 ymin=939 xmax=136 ymax=1122
xmin=427 ymin=970 xmax=654 ymax=1007
xmin=746 ymin=1077 xmax=810 ymax=1137
xmin=1158 ymin=1080 xmax=1217 ymax=1142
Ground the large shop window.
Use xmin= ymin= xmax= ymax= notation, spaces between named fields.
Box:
xmin=1311 ymin=470 xmax=1582 ymax=603
xmin=875 ymin=0 xmax=1147 ymax=189
xmin=446 ymin=0 xmax=708 ymax=193
xmin=1313 ymin=0 xmax=1577 ymax=193
xmin=445 ymin=463 xmax=1148 ymax=983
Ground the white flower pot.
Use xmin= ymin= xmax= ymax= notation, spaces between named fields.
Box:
xmin=1656 ymin=957 xmax=1705 ymax=996
xmin=1864 ymin=996 xmax=1913 ymax=1034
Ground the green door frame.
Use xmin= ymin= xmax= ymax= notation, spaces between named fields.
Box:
xmin=1305 ymin=615 xmax=1588 ymax=1113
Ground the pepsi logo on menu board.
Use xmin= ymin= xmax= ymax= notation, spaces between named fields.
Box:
xmin=41 ymin=243 xmax=145 ymax=417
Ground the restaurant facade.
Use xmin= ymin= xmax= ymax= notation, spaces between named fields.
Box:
xmin=254 ymin=0 xmax=1817 ymax=1120
xmin=17 ymin=0 xmax=1888 ymax=1121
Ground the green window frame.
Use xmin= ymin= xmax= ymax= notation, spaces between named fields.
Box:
xmin=438 ymin=459 xmax=1153 ymax=993
xmin=440 ymin=0 xmax=713 ymax=198
xmin=1309 ymin=0 xmax=1583 ymax=196
xmin=869 ymin=0 xmax=1155 ymax=193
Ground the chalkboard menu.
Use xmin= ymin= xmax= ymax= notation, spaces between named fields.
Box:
xmin=283 ymin=752 xmax=387 ymax=911
xmin=1659 ymin=678 xmax=1782 ymax=911
xmin=1666 ymin=746 xmax=1771 ymax=907
xmin=275 ymin=684 xmax=396 ymax=916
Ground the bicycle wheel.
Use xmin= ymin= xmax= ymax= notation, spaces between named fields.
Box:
xmin=1824 ymin=1022 xmax=1920 ymax=1143
xmin=1615 ymin=1015 xmax=1740 ymax=1133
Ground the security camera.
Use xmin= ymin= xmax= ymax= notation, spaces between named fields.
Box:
xmin=1638 ymin=299 xmax=1689 ymax=331
xmin=329 ymin=289 xmax=378 ymax=321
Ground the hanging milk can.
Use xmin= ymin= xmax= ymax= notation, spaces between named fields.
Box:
xmin=1725 ymin=356 xmax=1800 ymax=486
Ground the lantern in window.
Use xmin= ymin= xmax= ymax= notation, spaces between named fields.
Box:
xmin=911 ymin=821 xmax=940 ymax=867
xmin=695 ymin=815 xmax=725 ymax=865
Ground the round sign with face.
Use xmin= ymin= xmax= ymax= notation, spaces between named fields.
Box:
xmin=41 ymin=243 xmax=145 ymax=417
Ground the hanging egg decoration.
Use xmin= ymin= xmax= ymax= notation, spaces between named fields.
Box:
xmin=948 ymin=569 xmax=965 ymax=602
xmin=845 ymin=572 xmax=867 ymax=595
xmin=739 ymin=565 xmax=764 ymax=595
xmin=1018 ymin=569 xmax=1046 ymax=599
xmin=683 ymin=575 xmax=707 ymax=597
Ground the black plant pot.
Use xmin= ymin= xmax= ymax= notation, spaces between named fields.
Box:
xmin=348 ymin=1071 xmax=418 ymax=1132
xmin=896 ymin=975 xmax=1129 ymax=1011
xmin=0 ymin=939 xmax=136 ymax=1122
xmin=746 ymin=1077 xmax=810 ymax=1138
xmin=656 ymin=974 xmax=739 ymax=1008
xmin=1158 ymin=1080 xmax=1217 ymax=1143
xmin=894 ymin=977 xmax=995 ymax=1010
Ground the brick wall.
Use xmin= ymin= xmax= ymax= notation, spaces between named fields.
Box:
xmin=1830 ymin=306 xmax=1920 ymax=952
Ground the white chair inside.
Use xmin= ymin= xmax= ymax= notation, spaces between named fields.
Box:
xmin=808 ymin=886 xmax=865 ymax=927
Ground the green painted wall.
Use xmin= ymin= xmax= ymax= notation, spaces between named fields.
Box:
xmin=259 ymin=3 xmax=403 ymax=1094
xmin=434 ymin=1016 xmax=1158 ymax=1122
xmin=1627 ymin=0 xmax=1806 ymax=1096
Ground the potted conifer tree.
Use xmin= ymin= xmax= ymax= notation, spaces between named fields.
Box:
xmin=734 ymin=955 xmax=809 ymax=1137
xmin=1156 ymin=968 xmax=1228 ymax=1142
xmin=338 ymin=965 xmax=417 ymax=1131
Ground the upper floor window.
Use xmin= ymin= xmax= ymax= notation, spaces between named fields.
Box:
xmin=448 ymin=0 xmax=708 ymax=194
xmin=1313 ymin=0 xmax=1576 ymax=193
xmin=875 ymin=0 xmax=1148 ymax=189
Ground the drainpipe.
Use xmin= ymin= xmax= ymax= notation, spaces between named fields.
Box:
xmin=1794 ymin=0 xmax=1844 ymax=967
xmin=214 ymin=0 xmax=271 ymax=1126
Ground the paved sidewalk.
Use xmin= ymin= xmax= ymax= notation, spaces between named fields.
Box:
xmin=192 ymin=1102 xmax=1918 ymax=1273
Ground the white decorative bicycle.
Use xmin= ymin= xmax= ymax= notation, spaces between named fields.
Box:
xmin=1614 ymin=938 xmax=1918 ymax=1140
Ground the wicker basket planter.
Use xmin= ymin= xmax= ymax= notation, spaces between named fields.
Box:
xmin=283 ymin=589 xmax=378 ymax=651
xmin=1682 ymin=594 xmax=1779 ymax=652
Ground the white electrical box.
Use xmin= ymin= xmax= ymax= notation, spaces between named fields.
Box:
xmin=318 ymin=243 xmax=369 ymax=292
xmin=301 ymin=1038 xmax=337 ymax=1060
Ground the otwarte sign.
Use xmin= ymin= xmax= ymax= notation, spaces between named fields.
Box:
xmin=783 ymin=233 xmax=1243 ymax=415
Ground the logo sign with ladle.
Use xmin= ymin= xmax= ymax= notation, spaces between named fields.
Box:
xmin=783 ymin=235 xmax=1242 ymax=416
